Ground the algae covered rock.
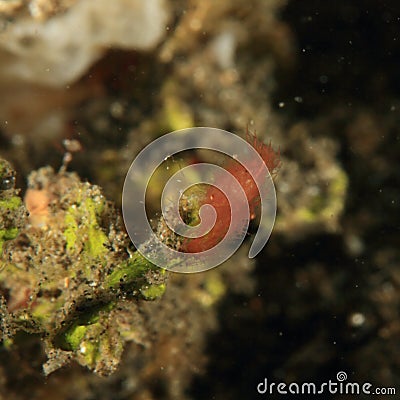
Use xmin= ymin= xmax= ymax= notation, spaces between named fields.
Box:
xmin=0 ymin=162 xmax=167 ymax=376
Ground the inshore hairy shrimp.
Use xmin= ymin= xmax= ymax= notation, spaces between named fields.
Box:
xmin=182 ymin=129 xmax=280 ymax=253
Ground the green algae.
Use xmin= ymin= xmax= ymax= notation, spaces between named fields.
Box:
xmin=64 ymin=211 xmax=78 ymax=252
xmin=0 ymin=227 xmax=19 ymax=254
xmin=0 ymin=159 xmax=25 ymax=255
xmin=64 ymin=324 xmax=86 ymax=350
xmin=296 ymin=167 xmax=348 ymax=225
xmin=64 ymin=197 xmax=108 ymax=257
xmin=140 ymin=283 xmax=166 ymax=300
xmin=0 ymin=196 xmax=22 ymax=211
xmin=105 ymin=251 xmax=164 ymax=291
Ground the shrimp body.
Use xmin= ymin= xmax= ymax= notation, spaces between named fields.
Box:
xmin=183 ymin=131 xmax=280 ymax=253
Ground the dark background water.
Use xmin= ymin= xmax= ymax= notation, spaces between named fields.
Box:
xmin=191 ymin=1 xmax=400 ymax=399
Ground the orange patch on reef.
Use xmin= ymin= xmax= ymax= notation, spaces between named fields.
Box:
xmin=25 ymin=189 xmax=51 ymax=227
